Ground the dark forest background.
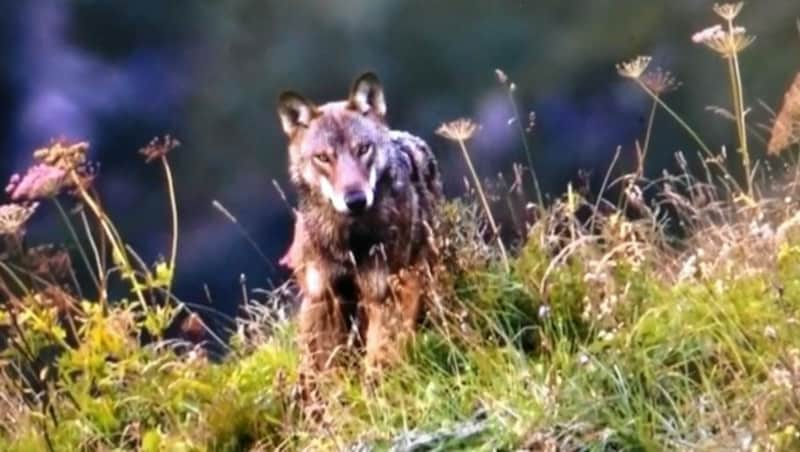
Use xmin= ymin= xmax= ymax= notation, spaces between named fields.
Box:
xmin=0 ymin=0 xmax=797 ymax=319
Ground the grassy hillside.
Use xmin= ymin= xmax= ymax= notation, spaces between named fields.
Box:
xmin=3 ymin=4 xmax=800 ymax=451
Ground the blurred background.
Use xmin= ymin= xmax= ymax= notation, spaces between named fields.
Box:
xmin=0 ymin=0 xmax=797 ymax=321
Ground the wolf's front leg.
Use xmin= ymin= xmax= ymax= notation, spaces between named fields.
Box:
xmin=296 ymin=265 xmax=349 ymax=373
xmin=361 ymin=266 xmax=423 ymax=375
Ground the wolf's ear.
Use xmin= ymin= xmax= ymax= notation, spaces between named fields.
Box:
xmin=278 ymin=92 xmax=317 ymax=136
xmin=349 ymin=72 xmax=386 ymax=118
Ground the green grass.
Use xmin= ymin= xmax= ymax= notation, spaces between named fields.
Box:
xmin=5 ymin=188 xmax=800 ymax=450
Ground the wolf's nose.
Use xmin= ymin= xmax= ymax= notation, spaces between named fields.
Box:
xmin=344 ymin=190 xmax=368 ymax=214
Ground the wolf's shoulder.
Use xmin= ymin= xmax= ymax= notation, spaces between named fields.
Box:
xmin=387 ymin=130 xmax=441 ymax=198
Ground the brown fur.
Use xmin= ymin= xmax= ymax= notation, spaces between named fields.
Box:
xmin=278 ymin=73 xmax=442 ymax=374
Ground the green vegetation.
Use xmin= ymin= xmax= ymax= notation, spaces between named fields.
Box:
xmin=3 ymin=3 xmax=800 ymax=451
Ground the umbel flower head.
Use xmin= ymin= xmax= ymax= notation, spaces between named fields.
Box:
xmin=713 ymin=2 xmax=743 ymax=21
xmin=436 ymin=118 xmax=478 ymax=142
xmin=0 ymin=203 xmax=38 ymax=236
xmin=34 ymin=140 xmax=89 ymax=171
xmin=692 ymin=24 xmax=755 ymax=57
xmin=6 ymin=140 xmax=96 ymax=201
xmin=6 ymin=164 xmax=66 ymax=200
xmin=139 ymin=135 xmax=180 ymax=163
xmin=641 ymin=67 xmax=682 ymax=96
xmin=616 ymin=56 xmax=652 ymax=80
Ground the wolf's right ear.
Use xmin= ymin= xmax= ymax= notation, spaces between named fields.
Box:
xmin=349 ymin=72 xmax=386 ymax=118
xmin=278 ymin=92 xmax=317 ymax=136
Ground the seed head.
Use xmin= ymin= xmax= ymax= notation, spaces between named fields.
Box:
xmin=6 ymin=164 xmax=67 ymax=201
xmin=0 ymin=203 xmax=38 ymax=236
xmin=139 ymin=135 xmax=180 ymax=164
xmin=436 ymin=118 xmax=479 ymax=142
xmin=713 ymin=2 xmax=744 ymax=21
xmin=641 ymin=68 xmax=682 ymax=96
xmin=692 ymin=24 xmax=755 ymax=57
xmin=7 ymin=140 xmax=96 ymax=201
xmin=33 ymin=140 xmax=89 ymax=171
xmin=616 ymin=56 xmax=652 ymax=80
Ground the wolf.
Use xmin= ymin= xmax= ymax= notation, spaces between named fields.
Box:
xmin=277 ymin=72 xmax=442 ymax=374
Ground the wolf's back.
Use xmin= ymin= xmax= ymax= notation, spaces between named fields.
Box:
xmin=389 ymin=130 xmax=443 ymax=213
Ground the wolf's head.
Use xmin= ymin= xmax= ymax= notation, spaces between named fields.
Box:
xmin=278 ymin=73 xmax=391 ymax=216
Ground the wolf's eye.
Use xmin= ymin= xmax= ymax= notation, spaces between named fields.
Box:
xmin=314 ymin=153 xmax=332 ymax=164
xmin=356 ymin=143 xmax=373 ymax=158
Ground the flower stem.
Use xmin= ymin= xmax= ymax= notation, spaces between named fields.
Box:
xmin=506 ymin=88 xmax=543 ymax=207
xmin=727 ymin=17 xmax=751 ymax=197
xmin=640 ymin=98 xmax=659 ymax=176
xmin=456 ymin=138 xmax=510 ymax=272
xmin=52 ymin=198 xmax=101 ymax=292
xmin=70 ymin=172 xmax=148 ymax=310
xmin=634 ymin=79 xmax=713 ymax=157
xmin=161 ymin=156 xmax=179 ymax=293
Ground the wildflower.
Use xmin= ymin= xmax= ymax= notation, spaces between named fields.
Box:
xmin=641 ymin=68 xmax=681 ymax=96
xmin=33 ymin=140 xmax=89 ymax=171
xmin=139 ymin=135 xmax=180 ymax=164
xmin=692 ymin=25 xmax=724 ymax=44
xmin=768 ymin=72 xmax=800 ymax=155
xmin=616 ymin=56 xmax=652 ymax=79
xmin=436 ymin=118 xmax=478 ymax=142
xmin=0 ymin=203 xmax=38 ymax=236
xmin=6 ymin=164 xmax=67 ymax=201
xmin=7 ymin=140 xmax=96 ymax=201
xmin=692 ymin=24 xmax=755 ymax=57
xmin=713 ymin=2 xmax=743 ymax=21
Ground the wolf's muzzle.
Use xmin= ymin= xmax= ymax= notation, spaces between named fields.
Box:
xmin=343 ymin=190 xmax=369 ymax=215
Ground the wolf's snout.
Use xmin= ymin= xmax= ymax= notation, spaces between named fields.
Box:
xmin=343 ymin=190 xmax=369 ymax=214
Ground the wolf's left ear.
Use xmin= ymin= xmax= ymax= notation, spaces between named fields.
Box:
xmin=349 ymin=72 xmax=386 ymax=118
xmin=278 ymin=91 xmax=317 ymax=136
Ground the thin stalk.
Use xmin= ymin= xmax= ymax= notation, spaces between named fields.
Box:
xmin=79 ymin=209 xmax=106 ymax=305
xmin=725 ymin=51 xmax=751 ymax=197
xmin=70 ymin=172 xmax=148 ymax=309
xmin=634 ymin=80 xmax=713 ymax=158
xmin=640 ymin=98 xmax=659 ymax=176
xmin=52 ymin=199 xmax=100 ymax=291
xmin=727 ymin=17 xmax=751 ymax=196
xmin=161 ymin=156 xmax=179 ymax=294
xmin=506 ymin=88 xmax=544 ymax=207
xmin=635 ymin=78 xmax=747 ymax=195
xmin=0 ymin=261 xmax=32 ymax=297
xmin=455 ymin=138 xmax=510 ymax=272
xmin=212 ymin=200 xmax=278 ymax=275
